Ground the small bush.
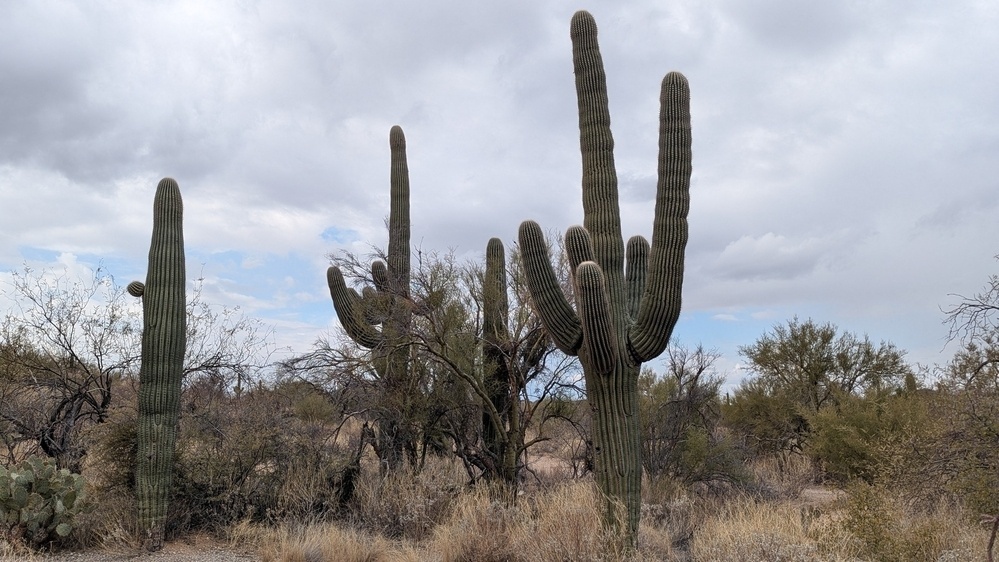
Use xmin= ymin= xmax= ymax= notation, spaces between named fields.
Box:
xmin=836 ymin=483 xmax=986 ymax=562
xmin=0 ymin=456 xmax=89 ymax=549
xmin=350 ymin=458 xmax=464 ymax=541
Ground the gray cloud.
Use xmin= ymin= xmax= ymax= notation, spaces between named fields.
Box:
xmin=2 ymin=1 xmax=998 ymax=371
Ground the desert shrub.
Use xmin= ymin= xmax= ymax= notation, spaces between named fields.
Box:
xmin=835 ymin=483 xmax=986 ymax=562
xmin=169 ymin=385 xmax=360 ymax=533
xmin=78 ymin=380 xmax=362 ymax=540
xmin=0 ymin=455 xmax=89 ymax=549
xmin=641 ymin=345 xmax=748 ymax=487
xmin=350 ymin=457 xmax=464 ymax=541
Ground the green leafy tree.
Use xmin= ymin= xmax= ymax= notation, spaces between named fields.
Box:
xmin=726 ymin=318 xmax=911 ymax=460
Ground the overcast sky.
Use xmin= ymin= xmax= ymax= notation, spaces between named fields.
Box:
xmin=2 ymin=1 xmax=997 ymax=385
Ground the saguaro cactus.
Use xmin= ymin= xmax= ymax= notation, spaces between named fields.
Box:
xmin=481 ymin=237 xmax=516 ymax=483
xmin=518 ymin=11 xmax=691 ymax=544
xmin=127 ymin=178 xmax=187 ymax=551
xmin=327 ymin=125 xmax=413 ymax=471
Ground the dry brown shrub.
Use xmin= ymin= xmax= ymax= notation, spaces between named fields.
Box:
xmin=349 ymin=456 xmax=466 ymax=542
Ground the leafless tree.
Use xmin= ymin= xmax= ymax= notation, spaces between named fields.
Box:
xmin=0 ymin=265 xmax=276 ymax=470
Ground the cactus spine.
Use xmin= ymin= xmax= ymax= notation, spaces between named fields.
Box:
xmin=128 ymin=178 xmax=187 ymax=551
xmin=518 ymin=10 xmax=691 ymax=544
xmin=327 ymin=125 xmax=413 ymax=471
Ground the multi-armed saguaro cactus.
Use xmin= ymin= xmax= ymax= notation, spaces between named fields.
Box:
xmin=518 ymin=11 xmax=691 ymax=544
xmin=127 ymin=178 xmax=187 ymax=552
xmin=327 ymin=125 xmax=413 ymax=472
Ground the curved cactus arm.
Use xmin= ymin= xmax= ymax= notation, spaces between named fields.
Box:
xmin=327 ymin=266 xmax=383 ymax=349
xmin=572 ymin=10 xmax=624 ymax=278
xmin=628 ymin=72 xmax=691 ymax=362
xmin=575 ymin=261 xmax=618 ymax=375
xmin=518 ymin=220 xmax=582 ymax=355
xmin=625 ymin=236 xmax=649 ymax=319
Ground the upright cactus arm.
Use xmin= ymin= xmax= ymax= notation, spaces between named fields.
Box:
xmin=625 ymin=236 xmax=649 ymax=319
xmin=628 ymin=72 xmax=691 ymax=362
xmin=564 ymin=225 xmax=595 ymax=272
xmin=387 ymin=125 xmax=410 ymax=300
xmin=518 ymin=220 xmax=582 ymax=355
xmin=575 ymin=261 xmax=618 ymax=375
xmin=371 ymin=260 xmax=389 ymax=291
xmin=572 ymin=11 xmax=624 ymax=283
xmin=327 ymin=266 xmax=384 ymax=349
xmin=483 ymin=238 xmax=510 ymax=346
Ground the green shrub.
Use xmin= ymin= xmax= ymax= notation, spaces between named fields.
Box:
xmin=0 ymin=455 xmax=90 ymax=549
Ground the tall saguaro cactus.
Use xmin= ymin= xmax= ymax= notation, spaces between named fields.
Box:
xmin=327 ymin=125 xmax=413 ymax=471
xmin=127 ymin=178 xmax=187 ymax=551
xmin=481 ymin=237 xmax=516 ymax=483
xmin=518 ymin=11 xmax=691 ymax=544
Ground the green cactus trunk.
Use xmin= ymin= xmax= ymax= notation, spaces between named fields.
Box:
xmin=327 ymin=126 xmax=413 ymax=472
xmin=482 ymin=237 xmax=517 ymax=484
xmin=518 ymin=11 xmax=691 ymax=547
xmin=129 ymin=178 xmax=186 ymax=551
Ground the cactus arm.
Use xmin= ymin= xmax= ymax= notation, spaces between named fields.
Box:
xmin=575 ymin=261 xmax=618 ymax=375
xmin=327 ymin=266 xmax=383 ymax=349
xmin=518 ymin=220 xmax=583 ymax=354
xmin=564 ymin=225 xmax=595 ymax=272
xmin=628 ymin=72 xmax=691 ymax=362
xmin=625 ymin=236 xmax=649 ymax=320
xmin=483 ymin=238 xmax=510 ymax=345
xmin=371 ymin=260 xmax=389 ymax=291
xmin=572 ymin=11 xmax=625 ymax=296
xmin=387 ymin=126 xmax=410 ymax=301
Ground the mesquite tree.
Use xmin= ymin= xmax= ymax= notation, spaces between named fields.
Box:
xmin=518 ymin=11 xmax=691 ymax=544
xmin=128 ymin=178 xmax=187 ymax=551
xmin=327 ymin=125 xmax=416 ymax=472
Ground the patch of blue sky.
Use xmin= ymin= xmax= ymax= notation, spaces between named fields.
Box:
xmin=185 ymin=248 xmax=333 ymax=328
xmin=13 ymin=246 xmax=139 ymax=281
xmin=321 ymin=226 xmax=359 ymax=244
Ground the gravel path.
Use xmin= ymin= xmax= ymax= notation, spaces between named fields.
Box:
xmin=4 ymin=538 xmax=260 ymax=562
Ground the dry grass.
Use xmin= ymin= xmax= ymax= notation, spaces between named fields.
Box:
xmin=252 ymin=524 xmax=420 ymax=562
xmin=31 ymin=427 xmax=993 ymax=562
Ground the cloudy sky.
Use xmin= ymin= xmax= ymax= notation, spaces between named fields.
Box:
xmin=2 ymin=1 xmax=997 ymax=385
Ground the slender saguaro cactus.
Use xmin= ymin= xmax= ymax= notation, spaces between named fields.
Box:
xmin=481 ymin=237 xmax=514 ymax=482
xmin=518 ymin=11 xmax=691 ymax=545
xmin=327 ymin=125 xmax=413 ymax=471
xmin=127 ymin=178 xmax=187 ymax=551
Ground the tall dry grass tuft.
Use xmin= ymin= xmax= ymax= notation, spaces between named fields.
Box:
xmin=254 ymin=523 xmax=419 ymax=562
xmin=432 ymin=480 xmax=676 ymax=561
xmin=349 ymin=456 xmax=466 ymax=541
xmin=689 ymin=495 xmax=851 ymax=562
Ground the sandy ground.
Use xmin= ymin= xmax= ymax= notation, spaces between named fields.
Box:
xmin=6 ymin=535 xmax=257 ymax=562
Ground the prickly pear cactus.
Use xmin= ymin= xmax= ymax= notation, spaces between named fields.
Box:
xmin=129 ymin=177 xmax=186 ymax=551
xmin=518 ymin=11 xmax=691 ymax=546
xmin=0 ymin=456 xmax=89 ymax=548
